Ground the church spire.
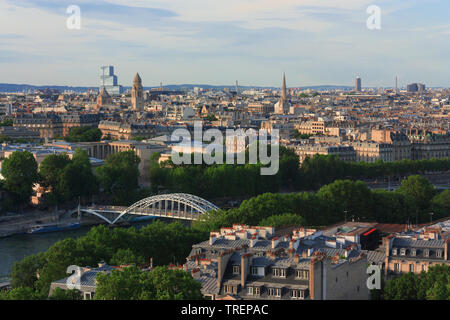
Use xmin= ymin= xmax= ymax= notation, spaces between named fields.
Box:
xmin=281 ymin=73 xmax=287 ymax=101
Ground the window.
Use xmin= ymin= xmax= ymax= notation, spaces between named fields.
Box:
xmin=392 ymin=248 xmax=397 ymax=256
xmin=254 ymin=287 xmax=260 ymax=295
xmin=409 ymin=264 xmax=414 ymax=272
xmin=424 ymin=249 xmax=429 ymax=257
xmin=247 ymin=287 xmax=254 ymax=295
xmin=272 ymin=268 xmax=285 ymax=277
xmin=394 ymin=263 xmax=399 ymax=272
xmin=411 ymin=249 xmax=416 ymax=256
xmin=436 ymin=250 xmax=442 ymax=258
xmin=296 ymin=270 xmax=309 ymax=280
xmin=291 ymin=290 xmax=305 ymax=299
xmin=357 ymin=286 xmax=360 ymax=293
xmin=233 ymin=265 xmax=240 ymax=275
xmin=400 ymin=248 xmax=406 ymax=256
xmin=268 ymin=288 xmax=281 ymax=297
xmin=251 ymin=267 xmax=258 ymax=276
xmin=224 ymin=285 xmax=237 ymax=294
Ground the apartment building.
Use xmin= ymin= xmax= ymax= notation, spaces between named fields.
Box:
xmin=349 ymin=141 xmax=393 ymax=163
xmin=98 ymin=120 xmax=156 ymax=140
xmin=295 ymin=145 xmax=356 ymax=163
xmin=185 ymin=225 xmax=371 ymax=300
xmin=383 ymin=219 xmax=450 ymax=276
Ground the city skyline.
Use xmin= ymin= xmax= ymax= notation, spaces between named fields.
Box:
xmin=1 ymin=0 xmax=450 ymax=87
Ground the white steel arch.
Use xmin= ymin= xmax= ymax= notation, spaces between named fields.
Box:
xmin=109 ymin=193 xmax=219 ymax=224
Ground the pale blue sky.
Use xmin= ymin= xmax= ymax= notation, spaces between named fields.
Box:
xmin=1 ymin=0 xmax=449 ymax=88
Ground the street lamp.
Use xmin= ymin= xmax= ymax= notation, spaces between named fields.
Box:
xmin=429 ymin=212 xmax=434 ymax=224
xmin=344 ymin=210 xmax=348 ymax=223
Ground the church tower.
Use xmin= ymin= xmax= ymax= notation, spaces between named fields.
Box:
xmin=275 ymin=73 xmax=290 ymax=114
xmin=132 ymin=73 xmax=144 ymax=111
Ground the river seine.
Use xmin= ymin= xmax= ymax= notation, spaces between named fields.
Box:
xmin=0 ymin=220 xmax=161 ymax=282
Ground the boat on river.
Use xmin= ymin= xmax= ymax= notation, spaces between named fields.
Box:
xmin=26 ymin=222 xmax=81 ymax=234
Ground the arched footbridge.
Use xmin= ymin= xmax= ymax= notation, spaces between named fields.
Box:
xmin=71 ymin=193 xmax=220 ymax=225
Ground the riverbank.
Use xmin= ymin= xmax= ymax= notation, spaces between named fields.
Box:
xmin=0 ymin=209 xmax=111 ymax=239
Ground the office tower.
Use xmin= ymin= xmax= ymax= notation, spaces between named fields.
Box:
xmin=355 ymin=76 xmax=362 ymax=92
xmin=131 ymin=73 xmax=144 ymax=111
xmin=99 ymin=66 xmax=123 ymax=95
xmin=235 ymin=80 xmax=239 ymax=96
xmin=417 ymin=83 xmax=426 ymax=92
xmin=395 ymin=76 xmax=398 ymax=94
xmin=407 ymin=83 xmax=425 ymax=93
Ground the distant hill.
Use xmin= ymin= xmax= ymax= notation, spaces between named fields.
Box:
xmin=0 ymin=83 xmax=97 ymax=93
xmin=0 ymin=83 xmax=354 ymax=93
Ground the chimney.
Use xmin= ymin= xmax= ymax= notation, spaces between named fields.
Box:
xmin=445 ymin=239 xmax=449 ymax=261
xmin=209 ymin=233 xmax=217 ymax=245
xmin=241 ymin=253 xmax=253 ymax=287
xmin=294 ymin=254 xmax=300 ymax=263
xmin=272 ymin=236 xmax=280 ymax=249
xmin=150 ymin=257 xmax=153 ymax=269
xmin=249 ymin=236 xmax=257 ymax=248
xmin=191 ymin=268 xmax=201 ymax=279
xmin=290 ymin=239 xmax=300 ymax=251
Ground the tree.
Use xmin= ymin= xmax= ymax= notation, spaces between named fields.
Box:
xmin=39 ymin=153 xmax=71 ymax=206
xmin=63 ymin=126 xmax=102 ymax=142
xmin=39 ymin=149 xmax=98 ymax=206
xmin=396 ymin=175 xmax=436 ymax=223
xmin=0 ymin=287 xmax=42 ymax=300
xmin=48 ymin=287 xmax=83 ymax=300
xmin=259 ymin=213 xmax=306 ymax=228
xmin=384 ymin=264 xmax=450 ymax=300
xmin=430 ymin=190 xmax=450 ymax=220
xmin=317 ymin=180 xmax=373 ymax=221
xmin=110 ymin=248 xmax=145 ymax=266
xmin=60 ymin=148 xmax=98 ymax=201
xmin=383 ymin=272 xmax=419 ymax=300
xmin=96 ymin=151 xmax=141 ymax=205
xmin=10 ymin=254 xmax=41 ymax=289
xmin=1 ymin=151 xmax=39 ymax=208
xmin=94 ymin=266 xmax=204 ymax=300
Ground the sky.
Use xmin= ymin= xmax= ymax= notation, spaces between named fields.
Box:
xmin=0 ymin=0 xmax=449 ymax=88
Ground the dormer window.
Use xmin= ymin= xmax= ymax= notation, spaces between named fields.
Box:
xmin=290 ymin=289 xmax=305 ymax=300
xmin=233 ymin=265 xmax=240 ymax=275
xmin=424 ymin=249 xmax=430 ymax=257
xmin=296 ymin=269 xmax=309 ymax=280
xmin=436 ymin=250 xmax=442 ymax=258
xmin=400 ymin=248 xmax=406 ymax=256
xmin=411 ymin=249 xmax=416 ymax=256
xmin=392 ymin=248 xmax=397 ymax=256
xmin=272 ymin=268 xmax=286 ymax=278
xmin=268 ymin=288 xmax=282 ymax=297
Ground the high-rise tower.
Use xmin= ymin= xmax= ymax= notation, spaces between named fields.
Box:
xmin=131 ymin=73 xmax=144 ymax=111
xmin=355 ymin=76 xmax=362 ymax=92
xmin=100 ymin=66 xmax=123 ymax=95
